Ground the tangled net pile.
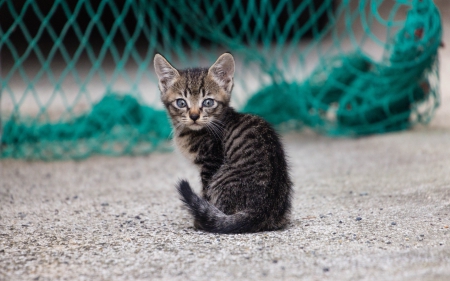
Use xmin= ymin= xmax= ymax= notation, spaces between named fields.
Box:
xmin=0 ymin=0 xmax=442 ymax=160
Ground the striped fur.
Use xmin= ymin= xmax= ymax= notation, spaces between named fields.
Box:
xmin=154 ymin=53 xmax=292 ymax=233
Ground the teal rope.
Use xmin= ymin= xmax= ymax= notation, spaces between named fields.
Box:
xmin=0 ymin=0 xmax=442 ymax=160
xmin=243 ymin=0 xmax=441 ymax=136
xmin=1 ymin=94 xmax=171 ymax=160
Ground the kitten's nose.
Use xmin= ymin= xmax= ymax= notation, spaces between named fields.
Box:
xmin=190 ymin=114 xmax=200 ymax=121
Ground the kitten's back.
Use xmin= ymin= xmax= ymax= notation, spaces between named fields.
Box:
xmin=178 ymin=108 xmax=292 ymax=233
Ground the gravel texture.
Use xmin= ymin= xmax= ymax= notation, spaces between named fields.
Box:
xmin=1 ymin=2 xmax=450 ymax=280
xmin=1 ymin=124 xmax=450 ymax=281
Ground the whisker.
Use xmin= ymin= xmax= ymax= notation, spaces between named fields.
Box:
xmin=208 ymin=122 xmax=225 ymax=140
xmin=205 ymin=124 xmax=217 ymax=140
xmin=210 ymin=120 xmax=226 ymax=136
xmin=209 ymin=123 xmax=220 ymax=136
xmin=213 ymin=119 xmax=225 ymax=127
xmin=206 ymin=123 xmax=221 ymax=141
xmin=171 ymin=123 xmax=184 ymax=138
xmin=206 ymin=124 xmax=219 ymax=140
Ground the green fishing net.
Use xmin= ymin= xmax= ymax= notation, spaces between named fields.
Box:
xmin=0 ymin=0 xmax=442 ymax=160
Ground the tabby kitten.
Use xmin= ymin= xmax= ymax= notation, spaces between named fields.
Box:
xmin=154 ymin=53 xmax=292 ymax=233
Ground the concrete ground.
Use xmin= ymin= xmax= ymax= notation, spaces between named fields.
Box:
xmin=1 ymin=1 xmax=450 ymax=280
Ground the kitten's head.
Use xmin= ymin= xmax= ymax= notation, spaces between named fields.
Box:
xmin=154 ymin=53 xmax=235 ymax=131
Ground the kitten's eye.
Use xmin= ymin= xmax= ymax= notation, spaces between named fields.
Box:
xmin=176 ymin=99 xmax=187 ymax=108
xmin=202 ymin=99 xmax=215 ymax=108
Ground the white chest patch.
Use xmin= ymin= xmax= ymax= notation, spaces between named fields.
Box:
xmin=174 ymin=135 xmax=197 ymax=163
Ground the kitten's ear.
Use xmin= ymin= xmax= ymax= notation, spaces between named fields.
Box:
xmin=208 ymin=53 xmax=235 ymax=94
xmin=154 ymin=54 xmax=180 ymax=92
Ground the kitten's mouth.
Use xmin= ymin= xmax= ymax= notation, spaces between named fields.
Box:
xmin=188 ymin=122 xmax=204 ymax=131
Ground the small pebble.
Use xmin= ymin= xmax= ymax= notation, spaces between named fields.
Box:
xmin=323 ymin=267 xmax=330 ymax=272
xmin=339 ymin=220 xmax=343 ymax=224
xmin=391 ymin=222 xmax=397 ymax=225
xmin=359 ymin=192 xmax=369 ymax=196
xmin=101 ymin=202 xmax=109 ymax=207
xmin=386 ymin=241 xmax=391 ymax=244
xmin=356 ymin=217 xmax=362 ymax=221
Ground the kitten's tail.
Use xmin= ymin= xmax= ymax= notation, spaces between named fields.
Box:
xmin=176 ymin=180 xmax=258 ymax=234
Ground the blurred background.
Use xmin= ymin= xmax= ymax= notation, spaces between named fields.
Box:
xmin=0 ymin=0 xmax=445 ymax=160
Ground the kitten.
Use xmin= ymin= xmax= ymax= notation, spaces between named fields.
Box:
xmin=154 ymin=53 xmax=292 ymax=233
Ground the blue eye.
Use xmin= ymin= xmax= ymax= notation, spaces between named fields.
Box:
xmin=176 ymin=99 xmax=187 ymax=108
xmin=202 ymin=99 xmax=215 ymax=108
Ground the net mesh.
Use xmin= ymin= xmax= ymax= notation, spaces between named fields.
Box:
xmin=0 ymin=0 xmax=442 ymax=160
